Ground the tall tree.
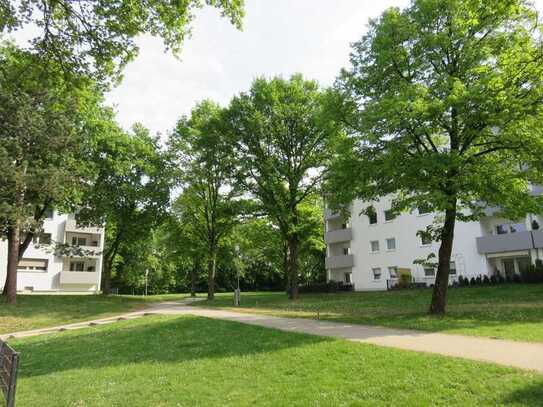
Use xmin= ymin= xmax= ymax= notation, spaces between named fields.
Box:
xmin=78 ymin=124 xmax=171 ymax=294
xmin=169 ymin=101 xmax=241 ymax=299
xmin=328 ymin=0 xmax=543 ymax=314
xmin=2 ymin=0 xmax=244 ymax=84
xmin=0 ymin=44 xmax=102 ymax=304
xmin=226 ymin=75 xmax=338 ymax=299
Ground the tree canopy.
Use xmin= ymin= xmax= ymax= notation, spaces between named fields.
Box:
xmin=226 ymin=74 xmax=339 ymax=299
xmin=327 ymin=0 xmax=543 ymax=313
xmin=0 ymin=43 xmax=105 ymax=303
xmin=1 ymin=0 xmax=245 ymax=84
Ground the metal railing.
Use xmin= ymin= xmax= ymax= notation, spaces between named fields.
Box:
xmin=0 ymin=341 xmax=19 ymax=407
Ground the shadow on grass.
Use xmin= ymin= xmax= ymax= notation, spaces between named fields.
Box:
xmin=13 ymin=315 xmax=329 ymax=379
xmin=501 ymin=381 xmax=543 ymax=405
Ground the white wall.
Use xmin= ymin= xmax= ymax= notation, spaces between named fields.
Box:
xmin=335 ymin=197 xmax=488 ymax=291
xmin=0 ymin=212 xmax=104 ymax=293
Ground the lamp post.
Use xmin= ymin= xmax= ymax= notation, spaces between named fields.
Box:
xmin=144 ymin=269 xmax=149 ymax=296
xmin=234 ymin=244 xmax=241 ymax=306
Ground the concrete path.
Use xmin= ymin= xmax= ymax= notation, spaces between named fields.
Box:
xmin=3 ymin=299 xmax=543 ymax=374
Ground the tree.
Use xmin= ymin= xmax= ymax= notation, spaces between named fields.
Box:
xmin=0 ymin=44 xmax=103 ymax=304
xmin=78 ymin=123 xmax=171 ymax=294
xmin=2 ymin=0 xmax=244 ymax=84
xmin=226 ymin=75 xmax=338 ymax=299
xmin=328 ymin=0 xmax=543 ymax=314
xmin=169 ymin=101 xmax=241 ymax=299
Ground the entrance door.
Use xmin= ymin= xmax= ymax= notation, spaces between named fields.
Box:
xmin=517 ymin=257 xmax=531 ymax=274
xmin=503 ymin=259 xmax=515 ymax=278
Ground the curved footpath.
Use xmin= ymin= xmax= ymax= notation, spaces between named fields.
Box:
xmin=2 ymin=298 xmax=543 ymax=374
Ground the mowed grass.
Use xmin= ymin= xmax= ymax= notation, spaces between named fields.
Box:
xmin=195 ymin=284 xmax=543 ymax=343
xmin=10 ymin=315 xmax=543 ymax=406
xmin=0 ymin=293 xmax=187 ymax=334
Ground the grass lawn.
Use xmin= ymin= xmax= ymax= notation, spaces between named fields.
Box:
xmin=0 ymin=293 xmax=187 ymax=334
xmin=194 ymin=284 xmax=543 ymax=343
xmin=9 ymin=315 xmax=543 ymax=406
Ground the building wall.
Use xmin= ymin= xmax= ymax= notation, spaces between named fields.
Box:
xmin=345 ymin=198 xmax=487 ymax=291
xmin=0 ymin=212 xmax=104 ymax=294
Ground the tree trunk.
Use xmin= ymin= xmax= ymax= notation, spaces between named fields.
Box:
xmin=190 ymin=266 xmax=197 ymax=297
xmin=207 ymin=248 xmax=217 ymax=300
xmin=287 ymin=233 xmax=300 ymax=300
xmin=429 ymin=201 xmax=457 ymax=315
xmin=2 ymin=226 xmax=20 ymax=304
xmin=283 ymin=242 xmax=290 ymax=295
xmin=102 ymin=256 xmax=113 ymax=295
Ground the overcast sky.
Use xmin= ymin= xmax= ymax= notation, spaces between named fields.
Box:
xmin=107 ymin=0 xmax=414 ymax=136
xmin=10 ymin=1 xmax=543 ymax=137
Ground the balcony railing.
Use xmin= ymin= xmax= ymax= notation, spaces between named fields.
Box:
xmin=324 ymin=208 xmax=344 ymax=220
xmin=325 ymin=228 xmax=353 ymax=244
xmin=60 ymin=271 xmax=100 ymax=285
xmin=325 ymin=254 xmax=354 ymax=269
xmin=476 ymin=231 xmax=534 ymax=254
xmin=65 ymin=218 xmax=103 ymax=234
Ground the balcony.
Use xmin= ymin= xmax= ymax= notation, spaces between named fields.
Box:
xmin=325 ymin=254 xmax=354 ymax=269
xmin=324 ymin=208 xmax=343 ymax=221
xmin=60 ymin=271 xmax=99 ymax=285
xmin=325 ymin=228 xmax=353 ymax=244
xmin=65 ymin=218 xmax=102 ymax=234
xmin=64 ymin=246 xmax=101 ymax=258
xmin=476 ymin=231 xmax=534 ymax=254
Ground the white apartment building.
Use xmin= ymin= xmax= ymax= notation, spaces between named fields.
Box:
xmin=325 ymin=191 xmax=543 ymax=291
xmin=0 ymin=212 xmax=105 ymax=294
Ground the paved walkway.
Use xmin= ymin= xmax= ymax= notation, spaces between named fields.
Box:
xmin=3 ymin=299 xmax=543 ymax=373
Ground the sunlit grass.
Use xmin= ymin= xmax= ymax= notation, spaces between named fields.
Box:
xmin=10 ymin=315 xmax=543 ymax=406
xmin=195 ymin=284 xmax=543 ymax=342
xmin=0 ymin=293 xmax=188 ymax=334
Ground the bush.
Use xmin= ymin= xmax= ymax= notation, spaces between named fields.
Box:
xmin=483 ymin=275 xmax=490 ymax=285
xmin=520 ymin=261 xmax=543 ymax=284
xmin=490 ymin=275 xmax=497 ymax=284
xmin=298 ymin=281 xmax=354 ymax=294
xmin=470 ymin=277 xmax=476 ymax=286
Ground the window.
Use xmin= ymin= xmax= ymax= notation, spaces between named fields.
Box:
xmin=450 ymin=261 xmax=457 ymax=275
xmin=418 ymin=204 xmax=432 ymax=215
xmin=32 ymin=233 xmax=52 ymax=245
xmin=388 ymin=266 xmax=398 ymax=279
xmin=386 ymin=238 xmax=396 ymax=251
xmin=367 ymin=207 xmax=377 ymax=225
xmin=370 ymin=240 xmax=380 ymax=253
xmin=342 ymin=247 xmax=350 ymax=255
xmin=17 ymin=259 xmax=48 ymax=272
xmin=72 ymin=236 xmax=87 ymax=246
xmin=87 ymin=266 xmax=96 ymax=272
xmin=70 ymin=261 xmax=85 ymax=272
xmin=421 ymin=234 xmax=432 ymax=246
xmin=341 ymin=223 xmax=348 ymax=229
xmin=496 ymin=223 xmax=526 ymax=235
xmin=44 ymin=207 xmax=54 ymax=219
xmin=424 ymin=267 xmax=435 ymax=277
xmin=345 ymin=272 xmax=352 ymax=284
xmin=372 ymin=268 xmax=382 ymax=280
xmin=384 ymin=210 xmax=396 ymax=221
xmin=509 ymin=223 xmax=526 ymax=233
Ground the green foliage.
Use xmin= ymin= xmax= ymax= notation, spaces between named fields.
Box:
xmin=2 ymin=0 xmax=245 ymax=85
xmin=169 ymin=100 xmax=244 ymax=298
xmin=0 ymin=43 xmax=101 ymax=237
xmin=327 ymin=0 xmax=543 ymax=312
xmin=78 ymin=123 xmax=172 ymax=293
xmin=226 ymin=74 xmax=339 ymax=296
xmin=14 ymin=315 xmax=543 ymax=406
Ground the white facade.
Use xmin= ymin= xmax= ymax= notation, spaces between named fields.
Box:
xmin=0 ymin=212 xmax=105 ymax=294
xmin=325 ymin=196 xmax=543 ymax=291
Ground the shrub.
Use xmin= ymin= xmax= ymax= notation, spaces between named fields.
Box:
xmin=476 ymin=275 xmax=482 ymax=285
xmin=520 ymin=262 xmax=543 ymax=284
xmin=483 ymin=275 xmax=490 ymax=285
xmin=490 ymin=275 xmax=497 ymax=284
xmin=470 ymin=277 xmax=476 ymax=286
